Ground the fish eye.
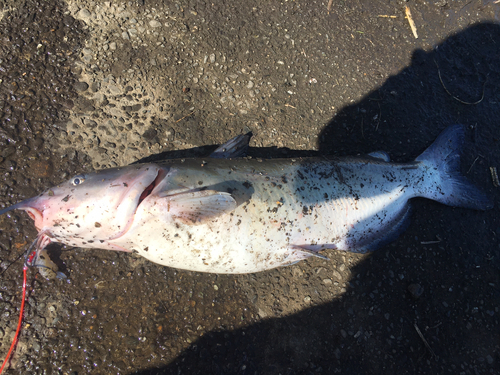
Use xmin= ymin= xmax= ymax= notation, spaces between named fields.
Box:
xmin=71 ymin=175 xmax=86 ymax=186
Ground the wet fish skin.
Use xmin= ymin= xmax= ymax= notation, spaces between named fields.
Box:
xmin=0 ymin=125 xmax=492 ymax=273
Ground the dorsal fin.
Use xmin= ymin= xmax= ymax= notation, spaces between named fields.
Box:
xmin=209 ymin=133 xmax=251 ymax=159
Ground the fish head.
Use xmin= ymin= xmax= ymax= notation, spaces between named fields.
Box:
xmin=0 ymin=164 xmax=162 ymax=245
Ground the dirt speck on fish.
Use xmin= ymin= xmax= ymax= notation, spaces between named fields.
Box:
xmin=0 ymin=125 xmax=492 ymax=274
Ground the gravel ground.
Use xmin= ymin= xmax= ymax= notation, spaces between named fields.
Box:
xmin=0 ymin=0 xmax=499 ymax=374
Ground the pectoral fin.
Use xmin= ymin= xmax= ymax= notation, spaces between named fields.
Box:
xmin=166 ymin=190 xmax=237 ymax=224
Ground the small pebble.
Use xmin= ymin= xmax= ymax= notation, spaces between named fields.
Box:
xmin=74 ymin=82 xmax=89 ymax=92
xmin=32 ymin=341 xmax=41 ymax=352
xmin=78 ymin=9 xmax=91 ymax=22
xmin=149 ymin=20 xmax=162 ymax=28
xmin=408 ymin=283 xmax=424 ymax=299
xmin=332 ymin=270 xmax=342 ymax=281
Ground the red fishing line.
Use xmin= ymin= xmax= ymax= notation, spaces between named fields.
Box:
xmin=0 ymin=251 xmax=36 ymax=374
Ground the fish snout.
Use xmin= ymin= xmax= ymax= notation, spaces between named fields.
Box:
xmin=0 ymin=195 xmax=46 ymax=230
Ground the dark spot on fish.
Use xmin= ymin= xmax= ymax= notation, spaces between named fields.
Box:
xmin=95 ymin=222 xmax=101 ymax=228
xmin=123 ymin=182 xmax=128 ymax=187
xmin=198 ymin=181 xmax=203 ymax=185
xmin=48 ymin=190 xmax=54 ymax=196
xmin=243 ymin=181 xmax=252 ymax=189
xmin=360 ymin=183 xmax=364 ymax=188
xmin=281 ymin=175 xmax=288 ymax=184
xmin=236 ymin=219 xmax=241 ymax=225
xmin=324 ymin=193 xmax=329 ymax=199
xmin=76 ymin=224 xmax=80 ymax=228
xmin=174 ymin=234 xmax=179 ymax=237
xmin=302 ymin=206 xmax=309 ymax=216
xmin=175 ymin=223 xmax=180 ymax=229
xmin=144 ymin=247 xmax=149 ymax=252
xmin=100 ymin=240 xmax=105 ymax=243
xmin=88 ymin=240 xmax=94 ymax=243
xmin=297 ymin=170 xmax=305 ymax=180
xmin=227 ymin=187 xmax=234 ymax=194
xmin=270 ymin=182 xmax=276 ymax=187
xmin=62 ymin=195 xmax=71 ymax=202
xmin=132 ymin=250 xmax=139 ymax=254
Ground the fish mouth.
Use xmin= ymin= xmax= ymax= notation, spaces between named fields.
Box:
xmin=24 ymin=207 xmax=44 ymax=230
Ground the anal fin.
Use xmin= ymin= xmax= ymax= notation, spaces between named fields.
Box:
xmin=350 ymin=202 xmax=413 ymax=253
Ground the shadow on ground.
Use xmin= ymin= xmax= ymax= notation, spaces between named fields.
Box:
xmin=133 ymin=23 xmax=500 ymax=375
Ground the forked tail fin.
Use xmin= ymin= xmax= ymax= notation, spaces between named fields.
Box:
xmin=415 ymin=125 xmax=492 ymax=210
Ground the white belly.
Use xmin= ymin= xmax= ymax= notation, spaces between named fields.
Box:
xmin=112 ymin=170 xmax=417 ymax=273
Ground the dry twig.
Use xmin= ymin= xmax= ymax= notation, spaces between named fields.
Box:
xmin=434 ymin=60 xmax=487 ymax=105
xmin=175 ymin=111 xmax=195 ymax=123
xmin=405 ymin=6 xmax=418 ymax=39
xmin=490 ymin=167 xmax=499 ymax=187
xmin=420 ymin=240 xmax=441 ymax=245
xmin=467 ymin=157 xmax=480 ymax=174
xmin=327 ymin=0 xmax=334 ymax=12
xmin=405 ymin=5 xmax=418 ymax=39
xmin=414 ymin=323 xmax=436 ymax=357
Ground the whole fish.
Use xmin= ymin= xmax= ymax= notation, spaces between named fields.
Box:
xmin=0 ymin=125 xmax=492 ymax=273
